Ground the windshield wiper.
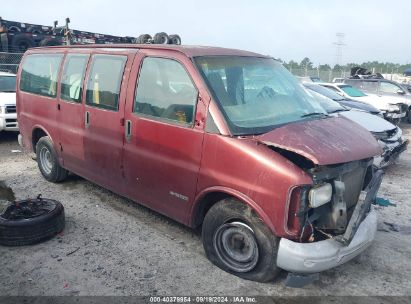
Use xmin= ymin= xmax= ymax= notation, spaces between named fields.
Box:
xmin=300 ymin=112 xmax=328 ymax=118
xmin=328 ymin=109 xmax=347 ymax=114
xmin=0 ymin=90 xmax=16 ymax=93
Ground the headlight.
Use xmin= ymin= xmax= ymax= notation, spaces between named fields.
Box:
xmin=387 ymin=104 xmax=400 ymax=112
xmin=309 ymin=183 xmax=332 ymax=208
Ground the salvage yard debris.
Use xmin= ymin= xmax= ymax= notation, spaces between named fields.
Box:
xmin=374 ymin=197 xmax=397 ymax=207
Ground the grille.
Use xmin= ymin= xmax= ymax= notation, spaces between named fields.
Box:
xmin=398 ymin=103 xmax=408 ymax=113
xmin=5 ymin=105 xmax=16 ymax=114
xmin=341 ymin=165 xmax=367 ymax=210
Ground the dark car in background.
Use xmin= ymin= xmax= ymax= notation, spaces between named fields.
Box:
xmin=302 ymin=81 xmax=381 ymax=115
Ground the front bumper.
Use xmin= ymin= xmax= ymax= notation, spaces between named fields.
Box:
xmin=277 ymin=169 xmax=383 ymax=274
xmin=0 ymin=113 xmax=19 ymax=132
xmin=384 ymin=112 xmax=406 ymax=119
xmin=277 ymin=208 xmax=377 ymax=273
xmin=375 ymin=139 xmax=408 ymax=168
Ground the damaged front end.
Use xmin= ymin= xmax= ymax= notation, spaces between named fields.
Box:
xmin=275 ymin=153 xmax=383 ymax=274
xmin=300 ymin=159 xmax=377 ymax=242
xmin=254 ymin=116 xmax=383 ymax=273
xmin=373 ymin=127 xmax=408 ymax=168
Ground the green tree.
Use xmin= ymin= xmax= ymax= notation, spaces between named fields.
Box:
xmin=300 ymin=57 xmax=313 ymax=70
xmin=318 ymin=64 xmax=331 ymax=70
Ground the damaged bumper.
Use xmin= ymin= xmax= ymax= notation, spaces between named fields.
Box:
xmin=375 ymin=139 xmax=408 ymax=168
xmin=277 ymin=169 xmax=383 ymax=274
xmin=277 ymin=208 xmax=377 ymax=273
xmin=384 ymin=111 xmax=406 ymax=119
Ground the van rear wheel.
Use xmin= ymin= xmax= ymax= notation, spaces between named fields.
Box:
xmin=36 ymin=137 xmax=68 ymax=183
xmin=202 ymin=199 xmax=280 ymax=282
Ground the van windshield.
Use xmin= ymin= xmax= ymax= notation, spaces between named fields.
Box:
xmin=195 ymin=56 xmax=327 ymax=135
xmin=0 ymin=75 xmax=16 ymax=92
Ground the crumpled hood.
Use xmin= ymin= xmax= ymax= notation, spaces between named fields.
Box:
xmin=256 ymin=116 xmax=381 ymax=165
xmin=0 ymin=92 xmax=16 ymax=106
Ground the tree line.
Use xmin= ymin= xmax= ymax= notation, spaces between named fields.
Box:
xmin=280 ymin=57 xmax=410 ymax=74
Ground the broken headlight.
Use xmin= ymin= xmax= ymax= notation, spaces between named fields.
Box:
xmin=308 ymin=183 xmax=332 ymax=208
xmin=387 ymin=104 xmax=400 ymax=112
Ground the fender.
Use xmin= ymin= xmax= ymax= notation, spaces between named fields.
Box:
xmin=189 ymin=186 xmax=277 ymax=235
xmin=31 ymin=124 xmax=63 ymax=165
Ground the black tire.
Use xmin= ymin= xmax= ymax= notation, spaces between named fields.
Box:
xmin=168 ymin=34 xmax=181 ymax=45
xmin=39 ymin=38 xmax=61 ymax=47
xmin=10 ymin=34 xmax=34 ymax=52
xmin=135 ymin=34 xmax=152 ymax=44
xmin=0 ymin=198 xmax=65 ymax=246
xmin=153 ymin=32 xmax=169 ymax=44
xmin=202 ymin=199 xmax=280 ymax=282
xmin=27 ymin=26 xmax=43 ymax=35
xmin=36 ymin=136 xmax=68 ymax=183
xmin=407 ymin=110 xmax=411 ymax=124
xmin=7 ymin=26 xmax=21 ymax=33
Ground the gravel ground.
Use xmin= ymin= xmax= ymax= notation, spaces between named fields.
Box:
xmin=0 ymin=125 xmax=410 ymax=297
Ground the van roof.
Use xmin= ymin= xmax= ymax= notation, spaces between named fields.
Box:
xmin=30 ymin=44 xmax=270 ymax=58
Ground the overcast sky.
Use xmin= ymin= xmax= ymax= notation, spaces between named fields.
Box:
xmin=3 ymin=0 xmax=410 ymax=65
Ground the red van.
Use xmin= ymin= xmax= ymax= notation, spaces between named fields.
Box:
xmin=16 ymin=44 xmax=383 ymax=283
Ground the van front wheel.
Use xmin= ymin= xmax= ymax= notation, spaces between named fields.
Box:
xmin=36 ymin=137 xmax=68 ymax=183
xmin=202 ymin=199 xmax=280 ymax=282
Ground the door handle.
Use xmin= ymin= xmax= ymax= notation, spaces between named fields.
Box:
xmin=125 ymin=120 xmax=132 ymax=142
xmin=85 ymin=111 xmax=90 ymax=128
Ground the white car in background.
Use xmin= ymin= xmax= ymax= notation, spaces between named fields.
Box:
xmin=319 ymin=82 xmax=407 ymax=125
xmin=0 ymin=71 xmax=18 ymax=132
xmin=305 ymin=83 xmax=408 ymax=168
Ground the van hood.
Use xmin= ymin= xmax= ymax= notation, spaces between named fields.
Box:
xmin=256 ymin=116 xmax=381 ymax=165
xmin=0 ymin=92 xmax=16 ymax=106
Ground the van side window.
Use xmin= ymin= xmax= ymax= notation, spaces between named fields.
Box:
xmin=61 ymin=54 xmax=89 ymax=103
xmin=134 ymin=57 xmax=198 ymax=125
xmin=86 ymin=55 xmax=127 ymax=110
xmin=20 ymin=54 xmax=63 ymax=98
xmin=380 ymin=82 xmax=402 ymax=94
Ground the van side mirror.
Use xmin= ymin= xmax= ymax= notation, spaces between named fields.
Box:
xmin=397 ymin=89 xmax=405 ymax=95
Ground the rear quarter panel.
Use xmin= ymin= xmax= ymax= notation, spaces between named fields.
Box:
xmin=16 ymin=50 xmax=64 ymax=153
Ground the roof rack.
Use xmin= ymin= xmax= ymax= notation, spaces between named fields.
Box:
xmin=0 ymin=16 xmax=182 ymax=53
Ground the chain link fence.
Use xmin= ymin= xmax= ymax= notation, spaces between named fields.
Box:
xmin=287 ymin=67 xmax=350 ymax=82
xmin=0 ymin=52 xmax=23 ymax=74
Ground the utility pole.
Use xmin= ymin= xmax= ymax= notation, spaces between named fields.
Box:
xmin=333 ymin=33 xmax=346 ymax=66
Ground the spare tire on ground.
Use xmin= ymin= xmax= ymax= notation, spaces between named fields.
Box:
xmin=0 ymin=196 xmax=65 ymax=246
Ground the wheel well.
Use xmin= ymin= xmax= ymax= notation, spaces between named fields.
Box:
xmin=31 ymin=128 xmax=47 ymax=153
xmin=193 ymin=191 xmax=232 ymax=227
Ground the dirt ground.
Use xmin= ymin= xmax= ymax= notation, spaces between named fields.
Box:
xmin=0 ymin=125 xmax=410 ymax=297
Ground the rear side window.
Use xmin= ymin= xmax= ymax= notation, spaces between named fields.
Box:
xmin=86 ymin=55 xmax=127 ymax=110
xmin=61 ymin=54 xmax=89 ymax=103
xmin=20 ymin=54 xmax=63 ymax=98
xmin=134 ymin=57 xmax=198 ymax=125
xmin=380 ymin=81 xmax=402 ymax=94
xmin=353 ymin=81 xmax=378 ymax=93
